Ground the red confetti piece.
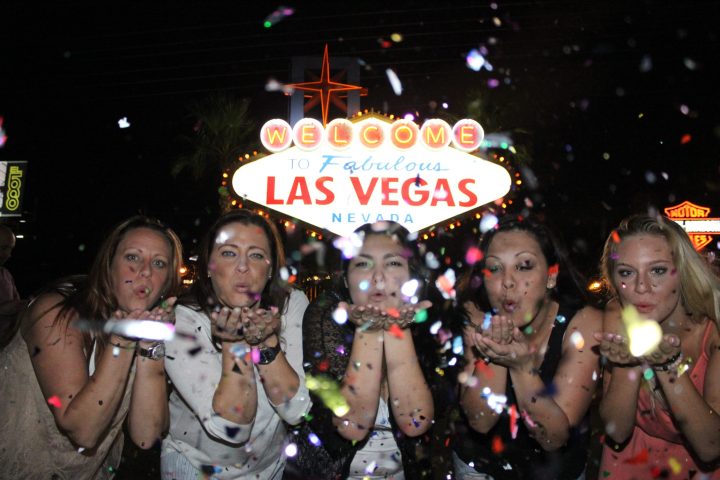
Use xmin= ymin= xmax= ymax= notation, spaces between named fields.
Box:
xmin=623 ymin=448 xmax=648 ymax=465
xmin=491 ymin=435 xmax=504 ymax=454
xmin=680 ymin=133 xmax=692 ymax=144
xmin=388 ymin=324 xmax=404 ymax=339
xmin=509 ymin=404 xmax=519 ymax=439
xmin=482 ymin=268 xmax=492 ymax=278
xmin=317 ymin=359 xmax=330 ymax=372
xmin=386 ymin=308 xmax=400 ymax=318
xmin=611 ymin=231 xmax=620 ymax=243
xmin=547 ymin=263 xmax=559 ymax=276
xmin=47 ymin=395 xmax=62 ymax=408
xmin=474 ymin=359 xmax=495 ymax=379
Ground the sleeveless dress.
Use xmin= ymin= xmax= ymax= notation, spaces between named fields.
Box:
xmin=0 ymin=329 xmax=135 ymax=479
xmin=600 ymin=320 xmax=720 ymax=479
xmin=454 ymin=306 xmax=590 ymax=480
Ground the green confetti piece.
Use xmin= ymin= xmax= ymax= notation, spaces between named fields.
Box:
xmin=306 ymin=374 xmax=350 ymax=417
xmin=414 ymin=309 xmax=428 ymax=323
xmin=643 ymin=368 xmax=654 ymax=380
xmin=523 ymin=325 xmax=534 ymax=335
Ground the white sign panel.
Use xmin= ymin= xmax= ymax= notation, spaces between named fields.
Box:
xmin=232 ymin=116 xmax=511 ymax=237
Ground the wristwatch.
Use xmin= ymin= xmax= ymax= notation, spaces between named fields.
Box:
xmin=257 ymin=343 xmax=281 ymax=365
xmin=137 ymin=342 xmax=165 ymax=360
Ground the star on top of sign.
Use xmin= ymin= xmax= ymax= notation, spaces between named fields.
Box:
xmin=286 ymin=45 xmax=367 ymax=126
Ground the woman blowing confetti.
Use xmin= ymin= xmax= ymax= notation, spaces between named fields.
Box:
xmin=288 ymin=221 xmax=435 ymax=479
xmin=161 ymin=210 xmax=310 ymax=479
xmin=454 ymin=217 xmax=601 ymax=479
xmin=597 ymin=215 xmax=720 ymax=479
xmin=0 ymin=216 xmax=183 ymax=479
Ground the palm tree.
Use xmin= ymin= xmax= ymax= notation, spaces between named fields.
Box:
xmin=172 ymin=92 xmax=257 ymax=184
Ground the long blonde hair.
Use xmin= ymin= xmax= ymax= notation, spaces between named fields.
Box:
xmin=601 ymin=214 xmax=720 ymax=324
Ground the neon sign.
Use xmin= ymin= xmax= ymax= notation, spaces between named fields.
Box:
xmin=664 ymin=201 xmax=720 ymax=250
xmin=233 ymin=115 xmax=511 ymax=237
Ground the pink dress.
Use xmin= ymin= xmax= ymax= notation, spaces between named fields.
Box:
xmin=600 ymin=321 xmax=720 ymax=480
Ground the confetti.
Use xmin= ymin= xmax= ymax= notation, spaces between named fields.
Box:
xmin=668 ymin=457 xmax=681 ymax=474
xmin=388 ymin=324 xmax=404 ymax=338
xmin=435 ymin=269 xmax=457 ymax=299
xmin=117 ymin=117 xmax=130 ymax=129
xmin=466 ymin=48 xmax=493 ymax=72
xmin=414 ymin=309 xmax=428 ymax=323
xmin=623 ymin=448 xmax=648 ymax=465
xmin=547 ymin=264 xmax=559 ymax=276
xmin=284 ymin=443 xmax=298 ymax=457
xmin=308 ymin=433 xmax=321 ymax=446
xmin=263 ymin=6 xmax=295 ymax=28
xmin=491 ymin=435 xmax=504 ymax=454
xmin=400 ymin=279 xmax=420 ymax=298
xmin=0 ymin=116 xmax=7 ymax=147
xmin=103 ymin=320 xmax=175 ymax=341
xmin=385 ymin=68 xmax=403 ymax=95
xmin=465 ymin=246 xmax=483 ymax=265
xmin=305 ymin=374 xmax=350 ymax=416
xmin=570 ymin=331 xmax=585 ymax=349
xmin=479 ymin=213 xmax=498 ymax=233
xmin=47 ymin=395 xmax=62 ymax=408
xmin=332 ymin=307 xmax=348 ymax=325
xmin=622 ymin=305 xmax=662 ymax=356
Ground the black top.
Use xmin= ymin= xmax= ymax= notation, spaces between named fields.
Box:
xmin=285 ymin=290 xmax=438 ymax=480
xmin=454 ymin=305 xmax=590 ymax=480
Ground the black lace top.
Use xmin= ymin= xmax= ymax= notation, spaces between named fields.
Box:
xmin=453 ymin=305 xmax=591 ymax=480
xmin=285 ymin=290 xmax=437 ymax=479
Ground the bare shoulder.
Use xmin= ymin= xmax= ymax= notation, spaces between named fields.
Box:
xmin=21 ymin=292 xmax=77 ymax=342
xmin=568 ymin=305 xmax=603 ymax=331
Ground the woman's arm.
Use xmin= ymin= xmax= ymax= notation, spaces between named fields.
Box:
xmin=597 ymin=301 xmax=643 ymax=444
xmin=165 ymin=306 xmax=255 ymax=444
xmin=22 ymin=293 xmax=136 ymax=449
xmin=510 ymin=306 xmax=601 ymax=451
xmin=127 ymin=299 xmax=177 ymax=449
xmin=334 ymin=321 xmax=384 ymax=441
xmin=459 ymin=323 xmax=509 ymax=434
xmin=210 ymin=306 xmax=258 ymax=426
xmin=384 ymin=318 xmax=434 ymax=436
xmin=256 ymin=290 xmax=311 ymax=425
xmin=652 ymin=326 xmax=720 ymax=463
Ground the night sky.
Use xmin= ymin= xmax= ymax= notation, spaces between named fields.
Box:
xmin=2 ymin=1 xmax=719 ymax=294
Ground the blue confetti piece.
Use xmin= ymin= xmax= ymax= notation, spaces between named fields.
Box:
xmin=555 ymin=315 xmax=566 ymax=324
xmin=482 ymin=312 xmax=492 ymax=330
xmin=452 ymin=336 xmax=464 ymax=355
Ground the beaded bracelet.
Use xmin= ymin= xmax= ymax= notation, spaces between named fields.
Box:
xmin=653 ymin=351 xmax=683 ymax=372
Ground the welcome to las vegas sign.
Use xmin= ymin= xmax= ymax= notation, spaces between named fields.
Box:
xmin=231 ymin=115 xmax=511 ymax=238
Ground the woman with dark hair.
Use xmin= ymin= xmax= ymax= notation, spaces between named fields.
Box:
xmin=597 ymin=215 xmax=720 ymax=479
xmin=0 ymin=215 xmax=183 ymax=479
xmin=454 ymin=216 xmax=601 ymax=479
xmin=288 ymin=221 xmax=435 ymax=479
xmin=161 ymin=210 xmax=311 ymax=479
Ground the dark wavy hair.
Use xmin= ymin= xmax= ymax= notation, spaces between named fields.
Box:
xmin=337 ymin=221 xmax=429 ymax=302
xmin=458 ymin=216 xmax=591 ymax=313
xmin=184 ymin=209 xmax=290 ymax=314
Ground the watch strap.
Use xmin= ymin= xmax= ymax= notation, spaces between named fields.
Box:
xmin=257 ymin=343 xmax=281 ymax=365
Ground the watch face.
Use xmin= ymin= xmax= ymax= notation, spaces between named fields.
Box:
xmin=152 ymin=342 xmax=165 ymax=359
xmin=258 ymin=345 xmax=279 ymax=364
xmin=141 ymin=342 xmax=165 ymax=359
